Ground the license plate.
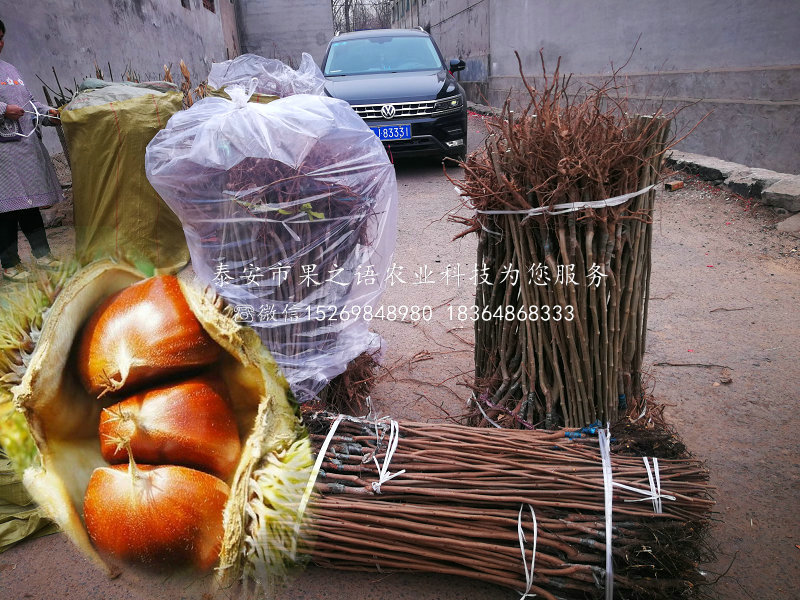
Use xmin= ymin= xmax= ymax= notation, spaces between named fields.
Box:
xmin=370 ymin=124 xmax=411 ymax=141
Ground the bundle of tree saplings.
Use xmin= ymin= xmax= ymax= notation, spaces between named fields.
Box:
xmin=303 ymin=413 xmax=714 ymax=600
xmin=7 ymin=261 xmax=313 ymax=590
xmin=450 ymin=53 xmax=674 ymax=429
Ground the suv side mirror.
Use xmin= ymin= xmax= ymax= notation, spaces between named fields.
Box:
xmin=449 ymin=59 xmax=466 ymax=73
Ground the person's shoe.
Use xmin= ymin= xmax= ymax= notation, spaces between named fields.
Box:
xmin=3 ymin=265 xmax=32 ymax=282
xmin=34 ymin=253 xmax=62 ymax=270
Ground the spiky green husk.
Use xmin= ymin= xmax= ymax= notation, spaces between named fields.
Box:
xmin=0 ymin=263 xmax=78 ymax=473
xmin=0 ymin=397 xmax=38 ymax=474
xmin=241 ymin=435 xmax=315 ymax=592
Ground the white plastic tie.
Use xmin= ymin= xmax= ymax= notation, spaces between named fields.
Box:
xmin=475 ymin=184 xmax=657 ymax=217
xmin=226 ymin=76 xmax=259 ymax=108
xmin=290 ymin=414 xmax=346 ymax=558
xmin=296 ymin=414 xmax=344 ymax=525
xmin=9 ymin=100 xmax=49 ymax=138
xmin=474 ymin=395 xmax=502 ymax=428
xmin=631 ymin=397 xmax=648 ymax=422
xmin=644 ymin=457 xmax=663 ymax=514
xmin=612 ymin=457 xmax=674 ymax=511
xmin=517 ymin=503 xmax=538 ymax=599
xmin=358 ymin=395 xmax=375 ymax=420
xmin=598 ymin=427 xmax=614 ymax=600
xmin=371 ymin=419 xmax=405 ymax=494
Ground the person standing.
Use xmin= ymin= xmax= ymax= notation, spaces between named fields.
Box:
xmin=0 ymin=18 xmax=63 ymax=282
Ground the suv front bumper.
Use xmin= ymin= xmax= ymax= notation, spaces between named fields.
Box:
xmin=365 ymin=110 xmax=467 ymax=157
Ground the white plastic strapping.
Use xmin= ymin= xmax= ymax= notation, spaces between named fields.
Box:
xmin=469 ymin=184 xmax=657 ymax=217
xmin=298 ymin=413 xmax=344 ymax=525
xmin=611 ymin=457 xmax=674 ymax=512
xmin=517 ymin=504 xmax=538 ymax=599
xmin=371 ymin=420 xmax=405 ymax=494
xmin=598 ymin=427 xmax=614 ymax=600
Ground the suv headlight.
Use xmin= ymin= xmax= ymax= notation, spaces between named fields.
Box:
xmin=433 ymin=95 xmax=463 ymax=113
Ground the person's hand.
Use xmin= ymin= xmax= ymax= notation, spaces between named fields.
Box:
xmin=4 ymin=104 xmax=24 ymax=121
xmin=48 ymin=108 xmax=60 ymax=121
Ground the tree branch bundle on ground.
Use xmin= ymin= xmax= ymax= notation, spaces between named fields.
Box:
xmin=451 ymin=53 xmax=673 ymax=429
xmin=303 ymin=413 xmax=714 ymax=600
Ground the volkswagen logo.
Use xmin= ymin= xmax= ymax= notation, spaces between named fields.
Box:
xmin=380 ymin=104 xmax=396 ymax=119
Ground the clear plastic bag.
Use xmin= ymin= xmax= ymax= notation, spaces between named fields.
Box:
xmin=208 ymin=53 xmax=326 ymax=97
xmin=145 ymin=82 xmax=397 ymax=402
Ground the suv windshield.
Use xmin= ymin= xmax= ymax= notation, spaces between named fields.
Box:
xmin=324 ymin=35 xmax=443 ymax=76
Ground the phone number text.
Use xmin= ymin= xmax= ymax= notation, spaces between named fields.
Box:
xmin=305 ymin=304 xmax=433 ymax=322
xmin=448 ymin=305 xmax=575 ymax=322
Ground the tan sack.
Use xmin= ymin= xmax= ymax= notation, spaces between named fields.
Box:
xmin=61 ymin=86 xmax=189 ymax=274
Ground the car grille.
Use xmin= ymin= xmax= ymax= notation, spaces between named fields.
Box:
xmin=351 ymin=100 xmax=437 ymax=120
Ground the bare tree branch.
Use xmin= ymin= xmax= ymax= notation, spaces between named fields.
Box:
xmin=331 ymin=0 xmax=393 ymax=32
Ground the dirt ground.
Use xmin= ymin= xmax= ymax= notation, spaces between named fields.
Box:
xmin=641 ymin=173 xmax=800 ymax=600
xmin=1 ymin=114 xmax=798 ymax=599
xmin=367 ymin=145 xmax=800 ymax=599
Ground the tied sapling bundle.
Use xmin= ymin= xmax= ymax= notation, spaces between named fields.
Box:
xmin=303 ymin=413 xmax=714 ymax=600
xmin=451 ymin=52 xmax=676 ymax=428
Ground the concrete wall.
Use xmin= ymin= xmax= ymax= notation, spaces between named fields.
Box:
xmin=237 ymin=0 xmax=333 ymax=66
xmin=219 ymin=0 xmax=242 ymax=60
xmin=394 ymin=0 xmax=490 ymax=101
xmin=395 ymin=0 xmax=800 ymax=174
xmin=2 ymin=0 xmax=232 ymax=153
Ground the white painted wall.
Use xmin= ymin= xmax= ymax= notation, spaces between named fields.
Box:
xmin=1 ymin=0 xmax=232 ymax=153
